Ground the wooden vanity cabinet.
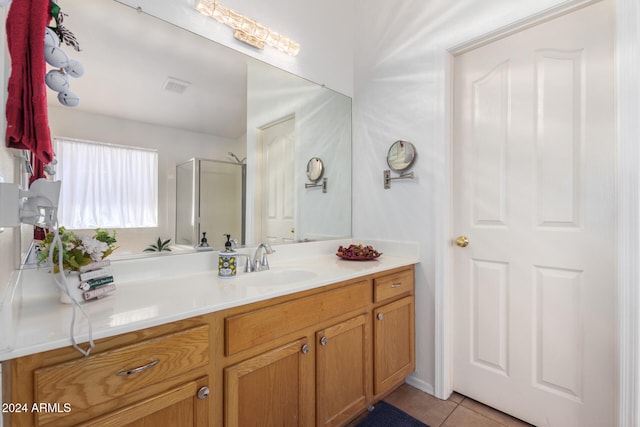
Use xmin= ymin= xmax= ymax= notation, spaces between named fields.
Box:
xmin=373 ymin=297 xmax=415 ymax=396
xmin=222 ymin=312 xmax=372 ymax=427
xmin=3 ymin=264 xmax=415 ymax=427
xmin=220 ymin=279 xmax=373 ymax=427
xmin=315 ymin=313 xmax=371 ymax=427
xmin=219 ymin=265 xmax=415 ymax=427
xmin=2 ymin=318 xmax=212 ymax=427
xmin=224 ymin=337 xmax=314 ymax=427
xmin=372 ymin=268 xmax=416 ymax=398
xmin=224 ymin=314 xmax=371 ymax=427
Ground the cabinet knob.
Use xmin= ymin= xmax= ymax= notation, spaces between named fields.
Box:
xmin=197 ymin=386 xmax=210 ymax=400
xmin=320 ymin=336 xmax=328 ymax=346
xmin=301 ymin=344 xmax=310 ymax=355
xmin=377 ymin=313 xmax=384 ymax=321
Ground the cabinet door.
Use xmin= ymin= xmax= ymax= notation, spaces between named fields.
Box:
xmin=316 ymin=314 xmax=371 ymax=427
xmin=224 ymin=338 xmax=314 ymax=427
xmin=373 ymin=296 xmax=415 ymax=396
xmin=79 ymin=377 xmax=210 ymax=427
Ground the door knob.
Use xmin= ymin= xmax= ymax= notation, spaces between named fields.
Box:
xmin=455 ymin=236 xmax=469 ymax=247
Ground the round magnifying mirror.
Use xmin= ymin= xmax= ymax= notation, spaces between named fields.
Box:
xmin=387 ymin=140 xmax=417 ymax=172
xmin=306 ymin=157 xmax=324 ymax=182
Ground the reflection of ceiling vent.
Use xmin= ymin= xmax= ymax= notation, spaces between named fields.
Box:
xmin=162 ymin=77 xmax=191 ymax=94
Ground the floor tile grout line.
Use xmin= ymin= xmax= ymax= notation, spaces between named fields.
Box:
xmin=437 ymin=397 xmax=464 ymax=427
xmin=444 ymin=395 xmax=512 ymax=427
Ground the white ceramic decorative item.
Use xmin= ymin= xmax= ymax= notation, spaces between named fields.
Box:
xmin=44 ymin=158 xmax=57 ymax=176
xmin=65 ymin=59 xmax=85 ymax=78
xmin=45 ymin=69 xmax=69 ymax=92
xmin=57 ymin=90 xmax=80 ymax=107
xmin=44 ymin=27 xmax=60 ymax=47
xmin=44 ymin=45 xmax=69 ymax=68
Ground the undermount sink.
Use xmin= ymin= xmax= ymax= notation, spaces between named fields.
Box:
xmin=234 ymin=268 xmax=318 ymax=286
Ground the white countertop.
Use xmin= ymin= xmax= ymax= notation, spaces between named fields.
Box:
xmin=0 ymin=239 xmax=419 ymax=361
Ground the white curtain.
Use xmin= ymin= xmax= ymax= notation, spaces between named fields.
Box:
xmin=54 ymin=138 xmax=158 ymax=229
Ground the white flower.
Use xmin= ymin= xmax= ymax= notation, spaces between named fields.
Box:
xmin=80 ymin=236 xmax=109 ymax=261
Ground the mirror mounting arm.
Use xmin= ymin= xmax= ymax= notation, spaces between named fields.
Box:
xmin=304 ymin=177 xmax=327 ymax=193
xmin=384 ymin=170 xmax=415 ymax=189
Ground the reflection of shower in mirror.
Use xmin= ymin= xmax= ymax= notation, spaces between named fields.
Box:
xmin=176 ymin=158 xmax=246 ymax=250
xmin=227 ymin=152 xmax=246 ymax=164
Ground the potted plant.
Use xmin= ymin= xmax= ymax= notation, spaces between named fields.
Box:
xmin=38 ymin=227 xmax=117 ymax=273
xmin=144 ymin=237 xmax=172 ymax=252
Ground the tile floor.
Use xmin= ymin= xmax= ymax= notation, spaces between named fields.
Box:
xmin=351 ymin=383 xmax=534 ymax=427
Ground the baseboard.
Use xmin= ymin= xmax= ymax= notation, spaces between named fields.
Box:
xmin=405 ymin=375 xmax=435 ymax=397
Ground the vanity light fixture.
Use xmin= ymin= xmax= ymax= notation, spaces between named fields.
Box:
xmin=195 ymin=0 xmax=301 ymax=56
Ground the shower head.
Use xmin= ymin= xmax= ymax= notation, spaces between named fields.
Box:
xmin=228 ymin=152 xmax=246 ymax=164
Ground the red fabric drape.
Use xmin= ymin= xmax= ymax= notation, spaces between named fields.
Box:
xmin=5 ymin=0 xmax=54 ymax=179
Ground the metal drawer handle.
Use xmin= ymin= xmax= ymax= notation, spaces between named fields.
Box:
xmin=116 ymin=359 xmax=159 ymax=376
xmin=391 ymin=282 xmax=402 ymax=288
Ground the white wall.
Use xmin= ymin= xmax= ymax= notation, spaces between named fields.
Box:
xmin=352 ymin=0 xmax=589 ymax=394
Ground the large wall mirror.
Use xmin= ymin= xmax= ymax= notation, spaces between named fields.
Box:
xmin=20 ymin=0 xmax=351 ymax=262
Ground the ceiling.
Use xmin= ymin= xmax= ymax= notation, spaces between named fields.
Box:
xmin=47 ymin=0 xmax=248 ymax=139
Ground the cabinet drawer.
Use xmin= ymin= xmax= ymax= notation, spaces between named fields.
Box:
xmin=373 ymin=268 xmax=414 ymax=303
xmin=34 ymin=325 xmax=209 ymax=425
xmin=226 ymin=280 xmax=370 ymax=356
xmin=77 ymin=376 xmax=210 ymax=427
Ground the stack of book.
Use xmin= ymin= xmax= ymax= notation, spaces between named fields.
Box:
xmin=76 ymin=260 xmax=116 ymax=302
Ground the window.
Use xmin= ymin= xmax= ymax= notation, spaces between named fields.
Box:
xmin=54 ymin=137 xmax=158 ymax=229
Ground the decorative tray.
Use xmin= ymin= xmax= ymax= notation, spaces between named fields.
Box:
xmin=336 ymin=244 xmax=382 ymax=261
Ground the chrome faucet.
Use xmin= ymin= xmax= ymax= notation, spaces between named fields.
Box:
xmin=252 ymin=242 xmax=275 ymax=272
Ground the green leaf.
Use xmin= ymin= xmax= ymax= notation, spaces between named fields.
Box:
xmin=144 ymin=237 xmax=172 ymax=252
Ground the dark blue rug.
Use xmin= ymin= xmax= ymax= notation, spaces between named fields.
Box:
xmin=357 ymin=401 xmax=430 ymax=427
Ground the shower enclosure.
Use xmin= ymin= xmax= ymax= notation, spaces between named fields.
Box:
xmin=175 ymin=158 xmax=246 ymax=250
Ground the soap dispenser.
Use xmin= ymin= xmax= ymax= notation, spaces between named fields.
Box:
xmin=196 ymin=232 xmax=213 ymax=251
xmin=218 ymin=234 xmax=237 ymax=278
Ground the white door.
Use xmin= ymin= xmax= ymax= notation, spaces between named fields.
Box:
xmin=452 ymin=2 xmax=615 ymax=426
xmin=261 ymin=118 xmax=295 ymax=244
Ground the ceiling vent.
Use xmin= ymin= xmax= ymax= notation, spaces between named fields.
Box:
xmin=162 ymin=77 xmax=191 ymax=94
